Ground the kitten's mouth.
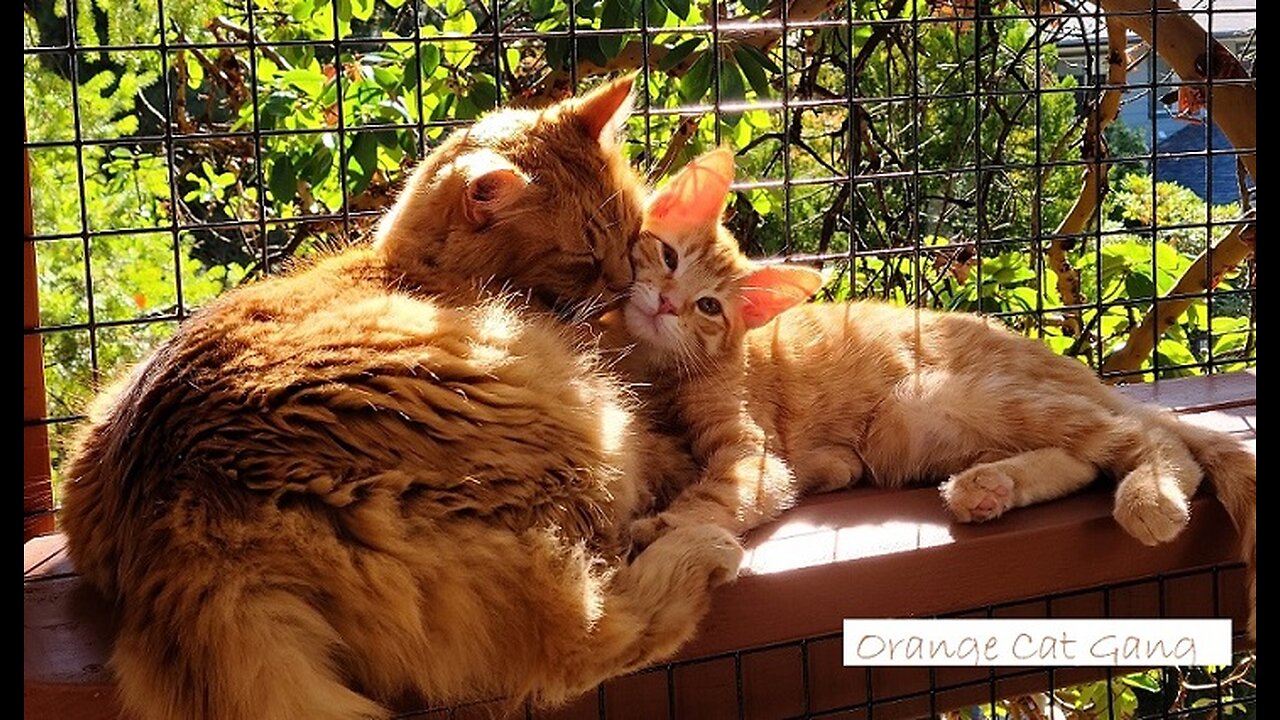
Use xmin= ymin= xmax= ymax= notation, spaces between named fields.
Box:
xmin=623 ymin=299 xmax=676 ymax=348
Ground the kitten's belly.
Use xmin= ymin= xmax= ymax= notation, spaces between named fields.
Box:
xmin=854 ymin=367 xmax=996 ymax=487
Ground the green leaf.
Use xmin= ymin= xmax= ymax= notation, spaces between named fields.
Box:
xmin=348 ymin=132 xmax=379 ymax=193
xmin=718 ymin=62 xmax=746 ymax=122
xmin=736 ymin=42 xmax=779 ymax=73
xmin=658 ymin=0 xmax=690 ymax=19
xmin=372 ymin=66 xmax=400 ymax=91
xmin=456 ymin=95 xmax=480 ymax=120
xmin=530 ymin=0 xmax=554 ymax=17
xmin=1119 ymin=671 xmax=1161 ymax=693
xmin=740 ymin=0 xmax=769 ymax=13
xmin=281 ymin=68 xmax=326 ymax=98
xmin=468 ymin=76 xmax=498 ymax=113
xmin=1124 ymin=270 xmax=1155 ymax=300
xmin=429 ymin=92 xmax=456 ymax=121
xmin=298 ymin=146 xmax=334 ymax=186
xmin=420 ymin=43 xmax=441 ymax=77
xmin=268 ymin=155 xmax=297 ymax=203
xmin=599 ymin=0 xmax=635 ymax=58
xmin=733 ymin=45 xmax=770 ymax=97
xmin=443 ymin=5 xmax=478 ymax=35
xmin=351 ymin=0 xmax=374 ymax=21
xmin=679 ymin=53 xmax=713 ymax=102
xmin=290 ymin=0 xmax=317 ymax=22
xmin=659 ymin=38 xmax=701 ymax=72
xmin=645 ymin=0 xmax=668 ymax=26
xmin=1157 ymin=337 xmax=1197 ymax=367
xmin=261 ymin=91 xmax=297 ymax=122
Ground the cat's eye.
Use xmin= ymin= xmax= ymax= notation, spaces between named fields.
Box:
xmin=660 ymin=242 xmax=679 ymax=272
xmin=695 ymin=297 xmax=723 ymax=316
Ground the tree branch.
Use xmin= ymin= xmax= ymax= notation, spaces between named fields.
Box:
xmin=648 ymin=116 xmax=702 ymax=181
xmin=1100 ymin=214 xmax=1256 ymax=377
xmin=1046 ymin=16 xmax=1127 ymax=338
xmin=1094 ymin=0 xmax=1255 ymax=181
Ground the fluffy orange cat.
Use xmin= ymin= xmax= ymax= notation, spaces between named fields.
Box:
xmin=59 ymin=79 xmax=742 ymax=720
xmin=612 ymin=149 xmax=1256 ymax=633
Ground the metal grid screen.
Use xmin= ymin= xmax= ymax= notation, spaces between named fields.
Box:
xmin=22 ymin=0 xmax=1257 ymax=496
xmin=403 ymin=565 xmax=1253 ymax=719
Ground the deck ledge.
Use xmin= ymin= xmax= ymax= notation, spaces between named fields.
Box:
xmin=24 ymin=371 xmax=1256 ymax=718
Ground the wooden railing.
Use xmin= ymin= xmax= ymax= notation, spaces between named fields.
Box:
xmin=24 ymin=372 xmax=1255 ymax=720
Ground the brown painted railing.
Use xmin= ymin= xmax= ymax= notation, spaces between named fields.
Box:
xmin=24 ymin=128 xmax=54 ymax=541
xmin=24 ymin=372 xmax=1254 ymax=719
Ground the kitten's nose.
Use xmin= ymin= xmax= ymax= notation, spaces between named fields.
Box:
xmin=656 ymin=295 xmax=678 ymax=315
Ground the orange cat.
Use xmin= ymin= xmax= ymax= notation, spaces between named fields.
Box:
xmin=614 ymin=149 xmax=1255 ymax=633
xmin=59 ymin=79 xmax=742 ymax=720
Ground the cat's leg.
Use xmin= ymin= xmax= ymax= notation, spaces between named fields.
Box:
xmin=540 ymin=524 xmax=743 ymax=702
xmin=630 ymin=446 xmax=797 ymax=545
xmin=941 ymin=447 xmax=1098 ymax=522
xmin=1109 ymin=421 xmax=1202 ymax=546
xmin=792 ymin=445 xmax=864 ymax=494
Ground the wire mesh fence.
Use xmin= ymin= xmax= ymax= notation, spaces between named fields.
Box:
xmin=390 ymin=563 xmax=1253 ymax=719
xmin=22 ymin=0 xmax=1257 ymax=494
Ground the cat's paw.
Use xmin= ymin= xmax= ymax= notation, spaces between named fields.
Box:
xmin=941 ymin=466 xmax=1016 ymax=523
xmin=629 ymin=514 xmax=673 ymax=553
xmin=1113 ymin=479 xmax=1189 ymax=545
xmin=658 ymin=523 xmax=744 ymax=587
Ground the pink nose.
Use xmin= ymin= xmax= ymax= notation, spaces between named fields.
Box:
xmin=656 ymin=295 xmax=678 ymax=315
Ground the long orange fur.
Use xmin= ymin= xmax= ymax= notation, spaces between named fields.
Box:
xmin=59 ymin=79 xmax=743 ymax=720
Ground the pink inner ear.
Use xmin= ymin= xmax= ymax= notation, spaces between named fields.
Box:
xmin=646 ymin=149 xmax=735 ymax=234
xmin=738 ymin=265 xmax=825 ymax=329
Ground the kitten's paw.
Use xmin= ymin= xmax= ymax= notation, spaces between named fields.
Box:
xmin=942 ymin=467 xmax=1016 ymax=523
xmin=1113 ymin=480 xmax=1189 ymax=545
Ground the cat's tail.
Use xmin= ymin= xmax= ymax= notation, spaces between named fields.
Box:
xmin=110 ymin=567 xmax=388 ymax=720
xmin=1160 ymin=414 xmax=1257 ymax=638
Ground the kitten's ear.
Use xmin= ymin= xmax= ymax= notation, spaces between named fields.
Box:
xmin=457 ymin=150 xmax=530 ymax=227
xmin=738 ymin=264 xmax=825 ymax=329
xmin=646 ymin=148 xmax=735 ymax=235
xmin=573 ymin=74 xmax=636 ymax=146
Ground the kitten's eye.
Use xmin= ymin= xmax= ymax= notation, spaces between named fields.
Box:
xmin=695 ymin=297 xmax=723 ymax=316
xmin=660 ymin=242 xmax=679 ymax=272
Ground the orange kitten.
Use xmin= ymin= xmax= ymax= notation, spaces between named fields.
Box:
xmin=59 ymin=80 xmax=741 ymax=720
xmin=617 ymin=149 xmax=1255 ymax=633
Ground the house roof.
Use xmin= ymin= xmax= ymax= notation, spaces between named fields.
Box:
xmin=1057 ymin=0 xmax=1255 ymax=48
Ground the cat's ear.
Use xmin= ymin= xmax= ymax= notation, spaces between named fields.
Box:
xmin=457 ymin=150 xmax=530 ymax=227
xmin=573 ymin=74 xmax=636 ymax=146
xmin=645 ymin=148 xmax=735 ymax=236
xmin=738 ymin=264 xmax=825 ymax=329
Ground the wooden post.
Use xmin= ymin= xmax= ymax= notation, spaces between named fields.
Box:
xmin=24 ymin=127 xmax=55 ymax=540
